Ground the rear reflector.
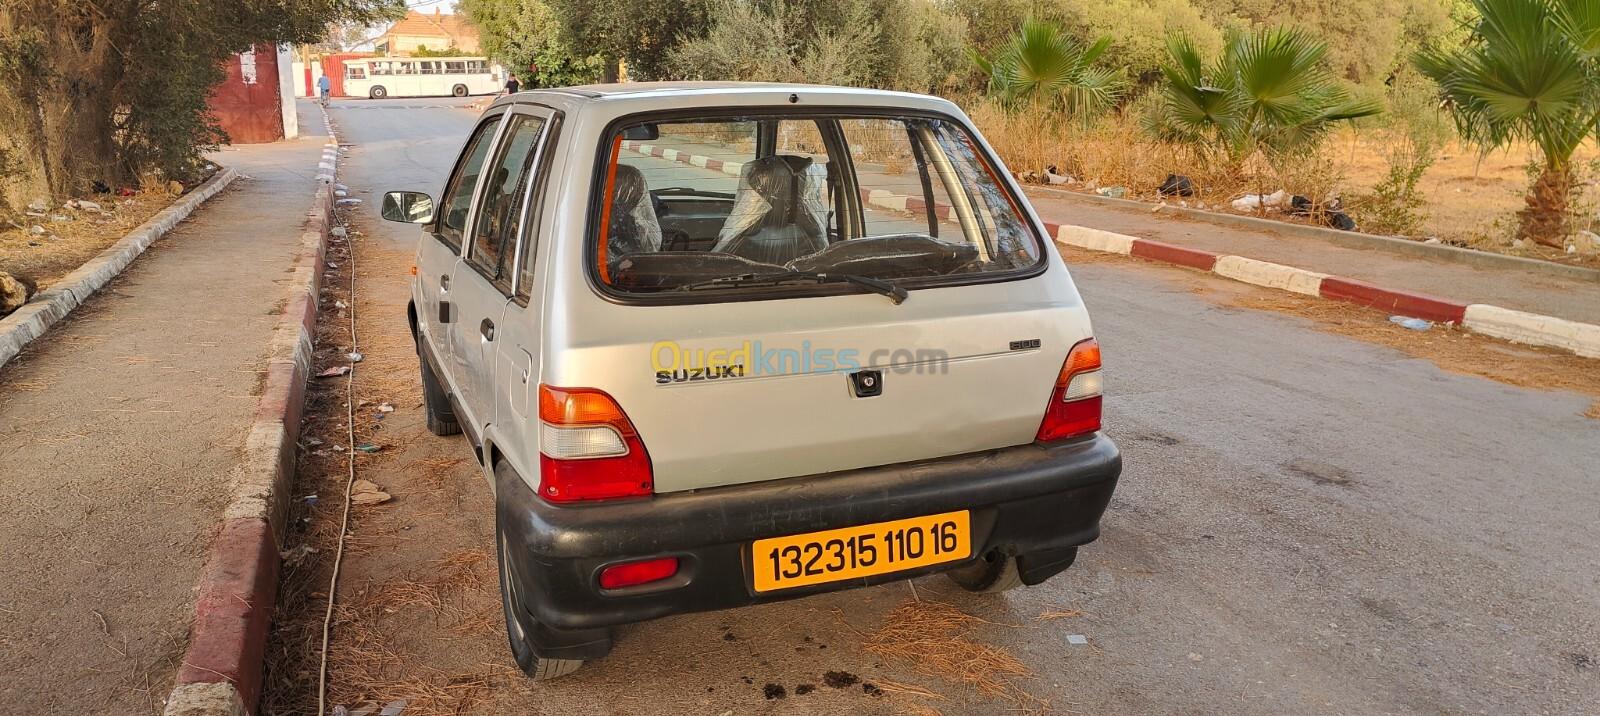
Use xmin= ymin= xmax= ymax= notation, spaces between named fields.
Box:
xmin=599 ymin=557 xmax=679 ymax=589
xmin=1036 ymin=338 xmax=1103 ymax=442
xmin=538 ymin=385 xmax=653 ymax=502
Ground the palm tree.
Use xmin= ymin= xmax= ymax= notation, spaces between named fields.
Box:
xmin=1147 ymin=28 xmax=1380 ymax=167
xmin=974 ymin=18 xmax=1124 ymax=121
xmin=1415 ymin=0 xmax=1600 ymax=247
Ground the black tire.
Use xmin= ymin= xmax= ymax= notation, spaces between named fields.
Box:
xmin=498 ymin=521 xmax=584 ymax=680
xmin=452 ymin=84 xmax=469 ymax=97
xmin=370 ymin=85 xmax=387 ymax=99
xmin=946 ymin=551 xmax=1027 ymax=594
xmin=418 ymin=348 xmax=462 ymax=436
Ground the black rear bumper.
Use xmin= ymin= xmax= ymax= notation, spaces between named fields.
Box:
xmin=496 ymin=434 xmax=1120 ymax=658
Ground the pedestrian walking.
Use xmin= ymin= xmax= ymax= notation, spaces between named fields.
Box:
xmin=504 ymin=73 xmax=520 ymax=95
xmin=317 ymin=73 xmax=332 ymax=105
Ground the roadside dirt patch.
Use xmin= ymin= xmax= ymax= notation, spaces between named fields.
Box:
xmin=1228 ymin=290 xmax=1600 ymax=406
xmin=0 ymin=189 xmax=186 ymax=290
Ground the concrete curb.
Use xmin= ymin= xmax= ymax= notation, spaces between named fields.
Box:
xmin=1027 ymin=185 xmax=1600 ymax=284
xmin=0 ymin=167 xmax=239 ymax=371
xmin=616 ymin=138 xmax=1600 ymax=357
xmin=163 ymin=112 xmax=341 ymax=716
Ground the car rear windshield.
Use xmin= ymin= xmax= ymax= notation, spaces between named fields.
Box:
xmin=591 ymin=112 xmax=1044 ymax=299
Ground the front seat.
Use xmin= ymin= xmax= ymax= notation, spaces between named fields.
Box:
xmin=605 ymin=164 xmax=662 ymax=272
xmin=712 ymin=155 xmax=828 ymax=265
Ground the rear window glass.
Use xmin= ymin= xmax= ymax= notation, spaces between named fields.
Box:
xmin=593 ymin=112 xmax=1042 ymax=298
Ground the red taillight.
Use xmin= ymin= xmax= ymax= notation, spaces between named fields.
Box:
xmin=1036 ymin=338 xmax=1103 ymax=442
xmin=598 ymin=557 xmax=679 ymax=589
xmin=537 ymin=385 xmax=653 ymax=503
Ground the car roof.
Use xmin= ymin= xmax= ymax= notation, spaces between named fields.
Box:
xmin=487 ymin=81 xmax=961 ymax=117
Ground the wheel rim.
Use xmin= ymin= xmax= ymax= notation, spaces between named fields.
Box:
xmin=499 ymin=532 xmax=528 ymax=642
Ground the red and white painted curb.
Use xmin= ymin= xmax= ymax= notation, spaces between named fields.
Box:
xmin=1055 ymin=226 xmax=1600 ymax=358
xmin=161 ymin=113 xmax=343 ymax=716
xmin=620 ymin=140 xmax=1600 ymax=359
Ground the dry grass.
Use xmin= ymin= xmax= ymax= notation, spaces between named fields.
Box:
xmin=0 ymin=188 xmax=186 ymax=289
xmin=970 ymin=99 xmax=1600 ymax=266
xmin=865 ymin=600 xmax=1046 ymax=712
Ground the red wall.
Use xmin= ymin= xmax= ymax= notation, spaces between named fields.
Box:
xmin=209 ymin=44 xmax=283 ymax=144
xmin=322 ymin=53 xmax=374 ymax=97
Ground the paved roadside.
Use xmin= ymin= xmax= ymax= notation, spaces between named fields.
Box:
xmin=1024 ymin=188 xmax=1600 ymax=324
xmin=0 ymin=107 xmax=327 ymax=714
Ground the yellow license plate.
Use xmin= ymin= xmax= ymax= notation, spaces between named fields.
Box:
xmin=751 ymin=510 xmax=971 ymax=593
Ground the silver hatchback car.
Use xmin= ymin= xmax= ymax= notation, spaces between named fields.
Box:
xmin=383 ymin=82 xmax=1121 ymax=679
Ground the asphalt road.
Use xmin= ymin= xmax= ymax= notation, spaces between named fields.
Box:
xmin=286 ymin=96 xmax=1600 ymax=715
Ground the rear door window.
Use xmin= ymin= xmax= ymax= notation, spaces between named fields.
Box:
xmin=435 ymin=115 xmax=503 ymax=251
xmin=466 ymin=114 xmax=547 ymax=293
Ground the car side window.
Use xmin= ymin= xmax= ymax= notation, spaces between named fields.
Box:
xmin=466 ymin=114 xmax=546 ymax=292
xmin=436 ymin=115 xmax=503 ymax=251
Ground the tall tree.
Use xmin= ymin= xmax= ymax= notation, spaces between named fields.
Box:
xmin=1416 ymin=0 xmax=1600 ymax=246
xmin=0 ymin=0 xmax=403 ymax=215
xmin=545 ymin=0 xmax=716 ymax=81
xmin=458 ymin=0 xmax=606 ymax=87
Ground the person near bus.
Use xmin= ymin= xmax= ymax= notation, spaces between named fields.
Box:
xmin=504 ymin=73 xmax=520 ymax=95
xmin=317 ymin=73 xmax=332 ymax=105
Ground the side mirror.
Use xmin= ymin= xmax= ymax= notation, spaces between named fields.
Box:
xmin=381 ymin=191 xmax=435 ymax=224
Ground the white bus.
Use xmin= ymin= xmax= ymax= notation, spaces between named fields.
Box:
xmin=343 ymin=57 xmax=503 ymax=99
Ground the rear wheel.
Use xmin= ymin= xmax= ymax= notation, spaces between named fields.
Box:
xmin=418 ymin=348 xmax=461 ymax=436
xmin=946 ymin=551 xmax=1026 ymax=593
xmin=369 ymin=85 xmax=387 ymax=99
xmin=498 ymin=522 xmax=584 ymax=680
xmin=452 ymin=84 xmax=469 ymax=97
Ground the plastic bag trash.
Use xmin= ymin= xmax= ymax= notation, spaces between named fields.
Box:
xmin=331 ymin=226 xmax=348 ymax=238
xmin=379 ymin=700 xmax=407 ymax=716
xmin=1066 ymin=634 xmax=1089 ymax=646
xmin=354 ymin=443 xmax=382 ymax=453
xmin=1231 ymin=195 xmax=1263 ymax=211
xmin=1096 ymin=186 xmax=1126 ymax=198
xmin=1158 ymin=174 xmax=1195 ymax=197
xmin=1265 ymin=189 xmax=1288 ymax=207
xmin=333 ymin=300 xmax=347 ymax=309
xmin=347 ymin=351 xmax=364 ymax=363
xmin=68 ymin=199 xmax=102 ymax=211
xmin=336 ymin=198 xmax=363 ymax=205
xmin=378 ymin=403 xmax=395 ymax=413
xmin=318 ymin=365 xmax=351 ymax=378
xmin=331 ymin=707 xmax=348 ymax=716
xmin=1045 ymin=165 xmax=1072 ymax=185
xmin=334 ymin=189 xmax=349 ymax=198
xmin=29 ymin=225 xmax=45 ymax=235
xmin=1389 ymin=315 xmax=1432 ymax=331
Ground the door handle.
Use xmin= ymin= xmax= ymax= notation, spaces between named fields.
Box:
xmin=440 ymin=274 xmax=450 ymax=291
xmin=480 ymin=317 xmax=496 ymax=342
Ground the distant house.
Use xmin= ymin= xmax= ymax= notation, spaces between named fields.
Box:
xmin=375 ymin=9 xmax=481 ymax=56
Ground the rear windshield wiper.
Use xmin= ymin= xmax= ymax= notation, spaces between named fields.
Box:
xmin=675 ymin=270 xmax=908 ymax=304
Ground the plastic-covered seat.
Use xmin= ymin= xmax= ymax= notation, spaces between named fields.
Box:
xmin=605 ymin=164 xmax=662 ymax=268
xmin=712 ymin=155 xmax=828 ymax=265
